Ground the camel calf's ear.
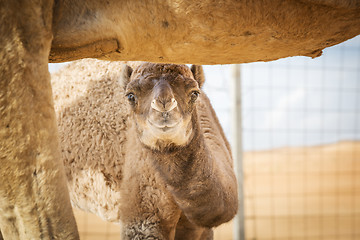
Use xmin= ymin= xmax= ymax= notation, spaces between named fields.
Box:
xmin=191 ymin=65 xmax=205 ymax=88
xmin=119 ymin=63 xmax=133 ymax=89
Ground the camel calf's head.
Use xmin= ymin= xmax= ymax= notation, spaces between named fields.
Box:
xmin=121 ymin=63 xmax=205 ymax=150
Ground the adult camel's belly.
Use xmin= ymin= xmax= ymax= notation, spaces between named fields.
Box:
xmin=67 ymin=169 xmax=123 ymax=223
xmin=50 ymin=0 xmax=360 ymax=64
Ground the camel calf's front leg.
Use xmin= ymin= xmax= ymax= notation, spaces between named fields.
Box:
xmin=0 ymin=1 xmax=79 ymax=239
xmin=119 ymin=144 xmax=181 ymax=239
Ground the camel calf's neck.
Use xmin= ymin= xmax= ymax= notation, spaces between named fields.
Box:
xmin=152 ymin=109 xmax=238 ymax=228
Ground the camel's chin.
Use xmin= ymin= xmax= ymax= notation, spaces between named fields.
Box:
xmin=155 ymin=126 xmax=176 ymax=133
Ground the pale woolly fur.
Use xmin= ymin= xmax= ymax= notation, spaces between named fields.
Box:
xmin=68 ymin=169 xmax=122 ymax=222
xmin=52 ymin=59 xmax=132 ymax=222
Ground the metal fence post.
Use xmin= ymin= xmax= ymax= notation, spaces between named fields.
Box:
xmin=231 ymin=64 xmax=246 ymax=240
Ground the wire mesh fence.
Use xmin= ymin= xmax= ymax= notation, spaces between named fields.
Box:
xmin=203 ymin=35 xmax=360 ymax=240
xmin=238 ymin=35 xmax=360 ymax=240
xmin=49 ymin=35 xmax=360 ymax=240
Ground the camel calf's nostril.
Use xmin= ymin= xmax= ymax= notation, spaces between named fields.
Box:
xmin=167 ymin=98 xmax=177 ymax=111
xmin=151 ymin=99 xmax=163 ymax=112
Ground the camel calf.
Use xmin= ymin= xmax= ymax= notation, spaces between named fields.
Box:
xmin=51 ymin=59 xmax=238 ymax=239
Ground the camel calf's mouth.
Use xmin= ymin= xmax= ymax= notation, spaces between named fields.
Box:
xmin=147 ymin=118 xmax=181 ymax=132
xmin=140 ymin=116 xmax=192 ymax=150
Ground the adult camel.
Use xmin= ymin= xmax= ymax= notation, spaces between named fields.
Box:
xmin=0 ymin=0 xmax=359 ymax=239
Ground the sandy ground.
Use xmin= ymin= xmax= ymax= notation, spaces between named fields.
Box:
xmin=74 ymin=141 xmax=360 ymax=239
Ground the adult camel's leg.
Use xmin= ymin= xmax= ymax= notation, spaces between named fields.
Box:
xmin=0 ymin=1 xmax=79 ymax=239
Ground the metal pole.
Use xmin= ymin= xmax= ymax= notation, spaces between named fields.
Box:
xmin=231 ymin=64 xmax=246 ymax=240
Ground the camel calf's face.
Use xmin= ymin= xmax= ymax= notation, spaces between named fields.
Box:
xmin=122 ymin=63 xmax=203 ymax=150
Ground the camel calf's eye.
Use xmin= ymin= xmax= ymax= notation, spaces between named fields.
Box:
xmin=126 ymin=93 xmax=136 ymax=103
xmin=190 ymin=91 xmax=200 ymax=102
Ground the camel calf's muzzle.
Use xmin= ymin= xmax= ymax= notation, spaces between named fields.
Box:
xmin=151 ymin=98 xmax=178 ymax=112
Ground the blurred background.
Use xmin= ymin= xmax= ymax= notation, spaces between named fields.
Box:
xmin=49 ymin=35 xmax=360 ymax=240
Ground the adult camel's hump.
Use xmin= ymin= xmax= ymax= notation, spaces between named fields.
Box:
xmin=50 ymin=0 xmax=360 ymax=64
